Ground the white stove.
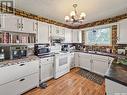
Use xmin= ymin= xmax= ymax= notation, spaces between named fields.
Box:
xmin=54 ymin=52 xmax=70 ymax=79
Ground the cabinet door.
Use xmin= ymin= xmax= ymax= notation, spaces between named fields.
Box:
xmin=70 ymin=53 xmax=75 ymax=68
xmin=40 ymin=57 xmax=54 ymax=82
xmin=64 ymin=28 xmax=72 ymax=43
xmin=72 ymin=29 xmax=82 ymax=43
xmin=93 ymin=59 xmax=108 ymax=76
xmin=22 ymin=17 xmax=35 ymax=33
xmin=105 ymin=79 xmax=127 ymax=94
xmin=117 ymin=19 xmax=127 ymax=44
xmin=79 ymin=53 xmax=91 ymax=71
xmin=0 ymin=60 xmax=39 ymax=85
xmin=59 ymin=27 xmax=65 ymax=38
xmin=51 ymin=25 xmax=58 ymax=37
xmin=0 ymin=73 xmax=39 ymax=95
xmin=0 ymin=14 xmax=5 ymax=29
xmin=4 ymin=14 xmax=21 ymax=32
xmin=33 ymin=20 xmax=38 ymax=33
xmin=38 ymin=22 xmax=49 ymax=43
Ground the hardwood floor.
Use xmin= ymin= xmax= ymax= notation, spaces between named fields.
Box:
xmin=24 ymin=68 xmax=105 ymax=95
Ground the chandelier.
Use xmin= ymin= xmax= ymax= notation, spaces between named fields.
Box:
xmin=65 ymin=3 xmax=86 ymax=24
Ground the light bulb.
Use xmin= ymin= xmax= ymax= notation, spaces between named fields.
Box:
xmin=80 ymin=12 xmax=86 ymax=19
xmin=65 ymin=16 xmax=69 ymax=22
xmin=70 ymin=11 xmax=75 ymax=17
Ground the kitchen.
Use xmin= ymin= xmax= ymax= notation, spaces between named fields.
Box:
xmin=0 ymin=0 xmax=127 ymax=95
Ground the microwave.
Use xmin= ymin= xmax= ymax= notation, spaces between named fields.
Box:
xmin=34 ymin=44 xmax=50 ymax=56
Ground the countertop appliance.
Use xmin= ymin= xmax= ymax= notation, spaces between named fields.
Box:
xmin=0 ymin=45 xmax=27 ymax=60
xmin=34 ymin=44 xmax=50 ymax=56
xmin=0 ymin=46 xmax=10 ymax=60
xmin=10 ymin=45 xmax=27 ymax=59
xmin=0 ymin=46 xmax=5 ymax=61
xmin=117 ymin=49 xmax=126 ymax=55
xmin=61 ymin=44 xmax=70 ymax=52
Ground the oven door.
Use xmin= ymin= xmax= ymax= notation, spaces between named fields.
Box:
xmin=54 ymin=53 xmax=70 ymax=79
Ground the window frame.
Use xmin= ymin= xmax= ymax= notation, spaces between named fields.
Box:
xmin=84 ymin=27 xmax=112 ymax=46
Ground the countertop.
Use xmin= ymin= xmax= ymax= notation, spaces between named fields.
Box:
xmin=105 ymin=62 xmax=127 ymax=87
xmin=0 ymin=55 xmax=40 ymax=68
xmin=73 ymin=50 xmax=127 ymax=58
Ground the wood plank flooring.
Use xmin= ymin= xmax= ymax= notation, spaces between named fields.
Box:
xmin=24 ymin=68 xmax=105 ymax=95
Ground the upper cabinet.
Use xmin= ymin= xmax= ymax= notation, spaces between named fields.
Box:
xmin=51 ymin=25 xmax=65 ymax=38
xmin=0 ymin=14 xmax=37 ymax=34
xmin=37 ymin=22 xmax=50 ymax=43
xmin=0 ymin=14 xmax=21 ymax=32
xmin=22 ymin=18 xmax=37 ymax=34
xmin=64 ymin=28 xmax=72 ymax=43
xmin=72 ymin=29 xmax=82 ymax=43
xmin=117 ymin=19 xmax=127 ymax=44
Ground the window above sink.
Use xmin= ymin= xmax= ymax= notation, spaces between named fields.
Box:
xmin=84 ymin=27 xmax=112 ymax=46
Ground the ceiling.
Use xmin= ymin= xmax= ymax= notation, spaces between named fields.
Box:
xmin=15 ymin=0 xmax=127 ymax=26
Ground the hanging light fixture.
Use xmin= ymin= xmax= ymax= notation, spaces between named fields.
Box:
xmin=65 ymin=2 xmax=86 ymax=24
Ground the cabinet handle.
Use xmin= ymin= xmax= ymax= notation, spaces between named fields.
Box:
xmin=19 ymin=64 xmax=25 ymax=66
xmin=22 ymin=24 xmax=23 ymax=29
xmin=19 ymin=78 xmax=25 ymax=82
xmin=33 ymin=22 xmax=35 ymax=31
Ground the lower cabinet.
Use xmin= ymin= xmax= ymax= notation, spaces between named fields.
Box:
xmin=105 ymin=79 xmax=127 ymax=94
xmin=69 ymin=53 xmax=75 ymax=69
xmin=0 ymin=73 xmax=39 ymax=95
xmin=78 ymin=53 xmax=113 ymax=76
xmin=40 ymin=57 xmax=54 ymax=83
xmin=0 ymin=60 xmax=40 ymax=95
xmin=79 ymin=53 xmax=92 ymax=71
xmin=92 ymin=59 xmax=109 ymax=75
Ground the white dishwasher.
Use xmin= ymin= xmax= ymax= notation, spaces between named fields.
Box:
xmin=39 ymin=56 xmax=54 ymax=83
xmin=54 ymin=53 xmax=70 ymax=79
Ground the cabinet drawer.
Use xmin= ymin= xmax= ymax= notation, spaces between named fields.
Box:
xmin=40 ymin=57 xmax=54 ymax=64
xmin=0 ymin=60 xmax=39 ymax=85
xmin=0 ymin=73 xmax=39 ymax=95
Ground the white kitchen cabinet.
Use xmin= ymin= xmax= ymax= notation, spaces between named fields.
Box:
xmin=59 ymin=26 xmax=65 ymax=38
xmin=0 ymin=73 xmax=39 ymax=95
xmin=0 ymin=60 xmax=39 ymax=95
xmin=77 ymin=52 xmax=114 ymax=76
xmin=117 ymin=19 xmax=127 ymax=44
xmin=38 ymin=22 xmax=50 ymax=43
xmin=105 ymin=79 xmax=127 ymax=95
xmin=92 ymin=54 xmax=109 ymax=76
xmin=40 ymin=57 xmax=54 ymax=83
xmin=79 ymin=53 xmax=92 ymax=71
xmin=51 ymin=25 xmax=65 ymax=38
xmin=22 ymin=18 xmax=37 ymax=34
xmin=64 ymin=28 xmax=72 ymax=43
xmin=69 ymin=53 xmax=75 ymax=69
xmin=0 ymin=14 xmax=38 ymax=34
xmin=0 ymin=14 xmax=5 ymax=29
xmin=74 ymin=52 xmax=80 ymax=67
xmin=72 ymin=29 xmax=82 ymax=43
xmin=0 ymin=60 xmax=39 ymax=86
xmin=0 ymin=14 xmax=22 ymax=32
xmin=92 ymin=59 xmax=109 ymax=76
